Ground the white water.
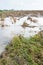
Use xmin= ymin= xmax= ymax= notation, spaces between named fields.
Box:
xmin=0 ymin=16 xmax=43 ymax=54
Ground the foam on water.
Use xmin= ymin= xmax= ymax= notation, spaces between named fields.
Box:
xmin=0 ymin=15 xmax=43 ymax=54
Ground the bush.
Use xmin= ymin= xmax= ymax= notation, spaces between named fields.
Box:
xmin=0 ymin=32 xmax=43 ymax=65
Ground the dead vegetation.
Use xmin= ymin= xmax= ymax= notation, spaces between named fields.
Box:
xmin=21 ymin=22 xmax=29 ymax=28
xmin=1 ymin=18 xmax=4 ymax=21
xmin=21 ymin=21 xmax=38 ymax=28
xmin=31 ymin=17 xmax=38 ymax=23
xmin=12 ymin=17 xmax=17 ymax=23
xmin=27 ymin=17 xmax=38 ymax=23
xmin=38 ymin=30 xmax=43 ymax=38
xmin=1 ymin=21 xmax=4 ymax=27
xmin=0 ymin=10 xmax=43 ymax=17
xmin=28 ymin=26 xmax=37 ymax=28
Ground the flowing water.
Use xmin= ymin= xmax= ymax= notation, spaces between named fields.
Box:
xmin=0 ymin=16 xmax=43 ymax=54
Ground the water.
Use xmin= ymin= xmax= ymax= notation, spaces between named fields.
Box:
xmin=0 ymin=16 xmax=43 ymax=54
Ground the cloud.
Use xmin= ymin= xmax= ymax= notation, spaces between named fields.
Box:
xmin=0 ymin=0 xmax=43 ymax=10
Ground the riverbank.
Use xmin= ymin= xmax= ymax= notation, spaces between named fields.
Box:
xmin=0 ymin=10 xmax=43 ymax=17
xmin=0 ymin=31 xmax=43 ymax=65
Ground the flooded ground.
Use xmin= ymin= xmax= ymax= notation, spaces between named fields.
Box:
xmin=0 ymin=15 xmax=43 ymax=54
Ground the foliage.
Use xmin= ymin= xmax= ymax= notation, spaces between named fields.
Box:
xmin=0 ymin=32 xmax=43 ymax=65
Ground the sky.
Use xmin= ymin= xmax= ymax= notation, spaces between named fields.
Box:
xmin=0 ymin=0 xmax=43 ymax=10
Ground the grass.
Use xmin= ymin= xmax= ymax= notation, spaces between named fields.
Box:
xmin=0 ymin=31 xmax=43 ymax=65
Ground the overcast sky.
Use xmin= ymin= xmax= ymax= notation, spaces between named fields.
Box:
xmin=0 ymin=0 xmax=43 ymax=10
